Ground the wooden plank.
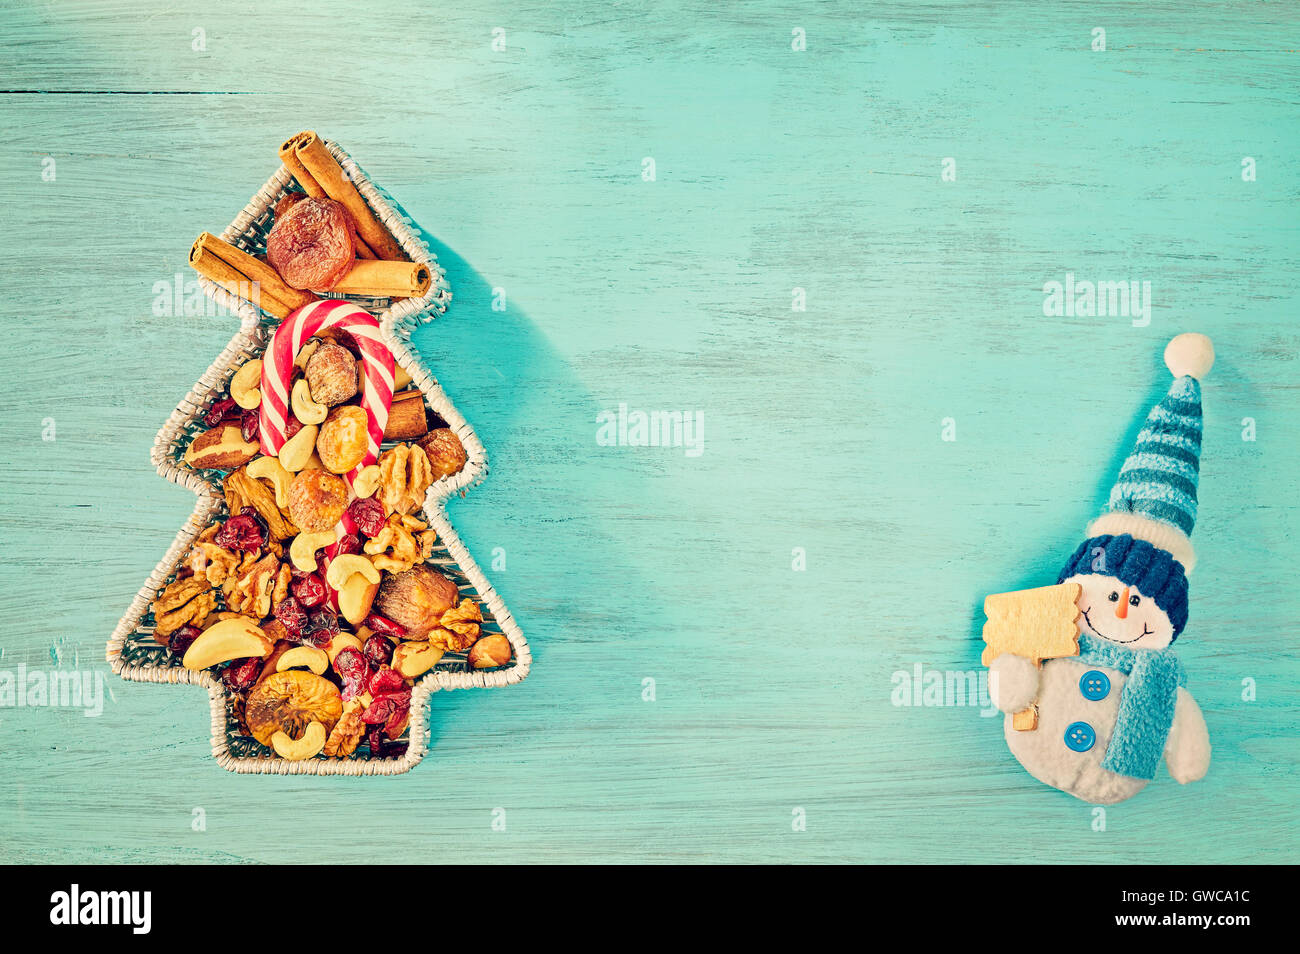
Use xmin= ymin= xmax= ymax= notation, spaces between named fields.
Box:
xmin=0 ymin=1 xmax=1296 ymax=864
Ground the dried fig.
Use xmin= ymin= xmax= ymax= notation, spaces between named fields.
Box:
xmin=245 ymin=670 xmax=343 ymax=748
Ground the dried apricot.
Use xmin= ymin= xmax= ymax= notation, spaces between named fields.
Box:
xmin=266 ymin=197 xmax=356 ymax=292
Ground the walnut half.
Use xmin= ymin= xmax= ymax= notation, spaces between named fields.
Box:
xmin=377 ymin=443 xmax=433 ymax=515
xmin=152 ymin=576 xmax=218 ymax=642
xmin=224 ymin=553 xmax=281 ymax=620
xmin=324 ymin=699 xmax=367 ymax=758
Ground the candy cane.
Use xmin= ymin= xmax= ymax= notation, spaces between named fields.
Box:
xmin=259 ymin=299 xmax=395 ymax=484
xmin=259 ymin=299 xmax=396 ymax=612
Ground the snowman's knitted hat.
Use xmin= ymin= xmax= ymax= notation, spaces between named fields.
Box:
xmin=1084 ymin=333 xmax=1214 ymax=574
xmin=1058 ymin=533 xmax=1190 ymax=637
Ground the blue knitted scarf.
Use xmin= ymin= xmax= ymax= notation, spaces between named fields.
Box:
xmin=1076 ymin=633 xmax=1186 ymax=780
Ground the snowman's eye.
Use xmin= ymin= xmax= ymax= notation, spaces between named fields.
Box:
xmin=1107 ymin=591 xmax=1119 ymax=602
xmin=1129 ymin=594 xmax=1140 ymax=607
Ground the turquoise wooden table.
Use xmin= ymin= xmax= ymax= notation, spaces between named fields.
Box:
xmin=1 ymin=1 xmax=1297 ymax=864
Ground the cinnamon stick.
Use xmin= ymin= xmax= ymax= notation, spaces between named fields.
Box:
xmin=330 ymin=260 xmax=432 ymax=299
xmin=188 ymin=243 xmax=292 ymax=319
xmin=291 ymin=131 xmax=408 ymax=261
xmin=383 ymin=389 xmax=429 ymax=440
xmin=193 ymin=233 xmax=317 ymax=311
xmin=278 ymin=133 xmax=377 ymax=259
xmin=278 ymin=133 xmax=326 ymax=198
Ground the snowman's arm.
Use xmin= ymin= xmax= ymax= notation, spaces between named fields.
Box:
xmin=1164 ymin=687 xmax=1211 ymax=784
xmin=988 ymin=654 xmax=1039 ymax=713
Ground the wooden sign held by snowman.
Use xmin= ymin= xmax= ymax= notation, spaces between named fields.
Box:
xmin=982 ymin=335 xmax=1215 ymax=805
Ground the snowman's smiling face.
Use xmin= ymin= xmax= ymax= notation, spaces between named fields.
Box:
xmin=1065 ymin=573 xmax=1175 ymax=650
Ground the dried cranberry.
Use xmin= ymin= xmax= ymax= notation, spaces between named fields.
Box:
xmin=222 ymin=657 xmax=262 ymax=690
xmin=363 ymin=719 xmax=408 ymax=757
xmin=205 ymin=397 xmax=239 ymax=426
xmin=367 ymin=664 xmax=404 ymax=697
xmin=341 ymin=675 xmax=368 ymax=702
xmin=285 ymin=415 xmax=303 ymax=440
xmin=273 ymin=596 xmax=309 ymax=637
xmin=329 ymin=533 xmax=362 ymax=558
xmin=333 ymin=647 xmax=367 ymax=681
xmin=240 ymin=408 xmax=260 ymax=443
xmin=367 ymin=733 xmax=408 ymax=759
xmin=167 ymin=624 xmax=201 ymax=658
xmin=362 ymin=695 xmax=400 ymax=725
xmin=239 ymin=506 xmax=269 ymax=539
xmin=307 ymin=606 xmax=340 ymax=637
xmin=382 ymin=688 xmax=411 ymax=736
xmin=362 ymin=635 xmax=394 ymax=669
xmin=346 ymin=496 xmax=387 ymax=538
xmin=291 ymin=572 xmax=327 ymax=608
xmin=386 ymin=712 xmax=409 ymax=738
xmin=364 ymin=612 xmax=406 ymax=640
xmin=214 ymin=510 xmax=266 ymax=552
xmin=365 ymin=727 xmax=387 ymax=754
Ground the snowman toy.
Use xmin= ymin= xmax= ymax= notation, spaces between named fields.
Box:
xmin=988 ymin=334 xmax=1215 ymax=804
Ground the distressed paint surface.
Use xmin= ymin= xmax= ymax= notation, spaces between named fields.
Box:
xmin=0 ymin=1 xmax=1296 ymax=863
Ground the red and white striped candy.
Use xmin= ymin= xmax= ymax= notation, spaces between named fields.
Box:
xmin=259 ymin=299 xmax=395 ymax=485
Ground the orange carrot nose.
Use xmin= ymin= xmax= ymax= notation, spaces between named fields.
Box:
xmin=1115 ymin=587 xmax=1130 ymax=619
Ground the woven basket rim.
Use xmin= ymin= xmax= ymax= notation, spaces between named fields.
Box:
xmin=105 ymin=141 xmax=530 ymax=776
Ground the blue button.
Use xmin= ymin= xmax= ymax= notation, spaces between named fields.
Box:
xmin=1079 ymin=670 xmax=1111 ymax=701
xmin=1064 ymin=721 xmax=1096 ymax=752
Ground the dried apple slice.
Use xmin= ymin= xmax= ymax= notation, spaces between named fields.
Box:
xmin=245 ymin=670 xmax=342 ymax=747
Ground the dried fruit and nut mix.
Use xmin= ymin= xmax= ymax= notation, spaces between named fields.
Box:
xmin=150 ymin=132 xmax=505 ymax=762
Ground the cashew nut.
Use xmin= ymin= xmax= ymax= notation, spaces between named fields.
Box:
xmin=245 ymin=455 xmax=292 ymax=508
xmin=394 ymin=363 xmax=413 ymax=390
xmin=271 ymin=721 xmax=326 ymax=760
xmin=276 ymin=645 xmax=329 ymax=675
xmin=289 ymin=530 xmax=337 ymax=572
xmin=278 ymin=423 xmax=318 ymax=472
xmin=291 ymin=377 xmax=328 ymax=426
xmin=230 ymin=359 xmax=263 ymax=410
xmin=325 ymin=554 xmax=381 ymax=590
xmin=293 ymin=339 xmax=320 ymax=372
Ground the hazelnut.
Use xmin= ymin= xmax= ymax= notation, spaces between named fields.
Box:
xmin=468 ymin=634 xmax=512 ymax=669
xmin=304 ymin=343 xmax=357 ymax=407
xmin=417 ymin=428 xmax=467 ymax=480
xmin=287 ymin=469 xmax=348 ymax=532
xmin=373 ymin=565 xmax=459 ymax=638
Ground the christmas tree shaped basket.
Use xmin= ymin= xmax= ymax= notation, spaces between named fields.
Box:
xmin=106 ymin=135 xmax=530 ymax=775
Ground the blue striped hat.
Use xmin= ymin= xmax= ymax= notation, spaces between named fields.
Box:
xmin=1086 ymin=334 xmax=1214 ymax=574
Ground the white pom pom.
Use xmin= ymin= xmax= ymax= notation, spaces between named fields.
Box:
xmin=1165 ymin=333 xmax=1214 ymax=380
